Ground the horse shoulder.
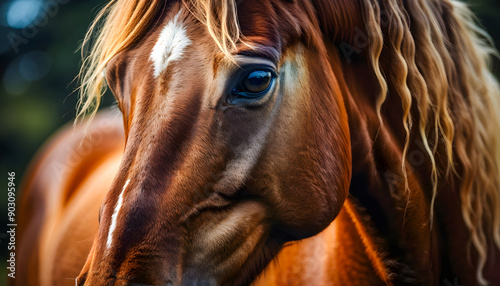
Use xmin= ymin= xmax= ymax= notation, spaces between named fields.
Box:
xmin=16 ymin=110 xmax=124 ymax=286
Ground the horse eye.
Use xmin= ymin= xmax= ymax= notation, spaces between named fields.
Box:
xmin=241 ymin=70 xmax=272 ymax=94
xmin=229 ymin=67 xmax=277 ymax=104
xmin=242 ymin=70 xmax=272 ymax=93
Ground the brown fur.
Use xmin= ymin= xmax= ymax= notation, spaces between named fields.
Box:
xmin=16 ymin=0 xmax=500 ymax=285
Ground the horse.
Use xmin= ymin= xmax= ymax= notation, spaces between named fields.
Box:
xmin=16 ymin=0 xmax=500 ymax=285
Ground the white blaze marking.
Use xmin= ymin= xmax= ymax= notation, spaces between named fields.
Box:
xmin=106 ymin=179 xmax=130 ymax=249
xmin=150 ymin=10 xmax=191 ymax=78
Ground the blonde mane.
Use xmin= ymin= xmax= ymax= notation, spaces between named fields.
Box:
xmin=361 ymin=0 xmax=500 ymax=284
xmin=78 ymin=0 xmax=500 ymax=284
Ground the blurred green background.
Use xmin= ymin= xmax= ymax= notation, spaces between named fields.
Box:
xmin=0 ymin=0 xmax=499 ymax=284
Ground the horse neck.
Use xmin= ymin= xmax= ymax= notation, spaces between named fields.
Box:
xmin=325 ymin=43 xmax=442 ymax=284
xmin=325 ymin=39 xmax=500 ymax=285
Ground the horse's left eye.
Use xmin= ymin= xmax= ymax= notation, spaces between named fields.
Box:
xmin=231 ymin=68 xmax=276 ymax=101
xmin=242 ymin=70 xmax=272 ymax=94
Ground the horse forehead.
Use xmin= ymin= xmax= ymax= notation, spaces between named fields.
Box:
xmin=146 ymin=0 xmax=305 ymax=72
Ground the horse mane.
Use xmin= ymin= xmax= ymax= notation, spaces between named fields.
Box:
xmin=358 ymin=1 xmax=500 ymax=284
xmin=77 ymin=0 xmax=500 ymax=284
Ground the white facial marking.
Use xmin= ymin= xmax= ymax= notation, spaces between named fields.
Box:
xmin=106 ymin=179 xmax=130 ymax=249
xmin=150 ymin=10 xmax=191 ymax=78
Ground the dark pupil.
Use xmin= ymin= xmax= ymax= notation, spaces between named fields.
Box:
xmin=243 ymin=70 xmax=272 ymax=93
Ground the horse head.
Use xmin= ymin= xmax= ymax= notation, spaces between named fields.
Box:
xmin=77 ymin=1 xmax=353 ymax=284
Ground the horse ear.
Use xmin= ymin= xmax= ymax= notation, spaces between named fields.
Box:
xmin=105 ymin=52 xmax=132 ymax=100
xmin=310 ymin=0 xmax=364 ymax=43
xmin=105 ymin=52 xmax=131 ymax=110
xmin=105 ymin=51 xmax=133 ymax=125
